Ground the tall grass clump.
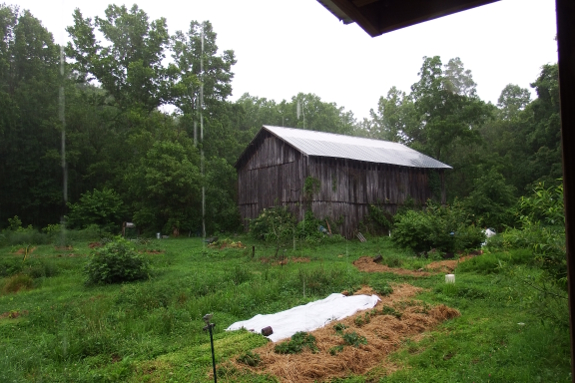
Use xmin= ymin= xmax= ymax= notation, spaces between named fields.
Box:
xmin=2 ymin=273 xmax=34 ymax=294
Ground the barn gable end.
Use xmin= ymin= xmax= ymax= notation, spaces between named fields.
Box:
xmin=236 ymin=129 xmax=308 ymax=227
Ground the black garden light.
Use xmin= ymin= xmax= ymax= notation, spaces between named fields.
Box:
xmin=203 ymin=313 xmax=217 ymax=383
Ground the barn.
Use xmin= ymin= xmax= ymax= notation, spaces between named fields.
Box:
xmin=235 ymin=125 xmax=451 ymax=238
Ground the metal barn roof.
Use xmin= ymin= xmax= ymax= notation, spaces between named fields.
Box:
xmin=262 ymin=125 xmax=452 ymax=169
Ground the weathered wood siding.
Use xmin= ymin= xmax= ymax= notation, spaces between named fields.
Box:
xmin=307 ymin=156 xmax=443 ymax=237
xmin=237 ymin=134 xmax=446 ymax=237
xmin=237 ymin=132 xmax=307 ymax=227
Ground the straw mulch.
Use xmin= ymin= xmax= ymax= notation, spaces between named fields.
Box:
xmin=354 ymin=255 xmax=475 ymax=275
xmin=353 ymin=256 xmax=432 ymax=276
xmin=223 ymin=284 xmax=460 ymax=383
xmin=425 ymin=255 xmax=473 ymax=273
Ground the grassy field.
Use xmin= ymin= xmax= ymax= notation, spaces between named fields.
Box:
xmin=0 ymin=235 xmax=571 ymax=382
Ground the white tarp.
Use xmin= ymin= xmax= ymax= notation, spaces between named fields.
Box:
xmin=226 ymin=293 xmax=380 ymax=342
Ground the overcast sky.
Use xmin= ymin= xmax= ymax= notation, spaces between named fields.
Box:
xmin=16 ymin=0 xmax=558 ymax=120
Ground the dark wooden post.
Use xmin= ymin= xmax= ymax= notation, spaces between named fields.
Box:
xmin=556 ymin=0 xmax=575 ymax=380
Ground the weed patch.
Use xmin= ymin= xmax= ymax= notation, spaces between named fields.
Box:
xmin=237 ymin=351 xmax=261 ymax=367
xmin=2 ymin=274 xmax=33 ymax=294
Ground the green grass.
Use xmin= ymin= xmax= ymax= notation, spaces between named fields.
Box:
xmin=0 ymin=236 xmax=570 ymax=382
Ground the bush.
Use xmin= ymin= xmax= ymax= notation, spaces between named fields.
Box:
xmin=488 ymin=181 xmax=566 ymax=287
xmin=67 ymin=187 xmax=125 ymax=233
xmin=250 ymin=206 xmax=296 ymax=256
xmin=518 ymin=181 xmax=566 ymax=286
xmin=250 ymin=206 xmax=295 ymax=242
xmin=84 ymin=237 xmax=150 ymax=285
xmin=297 ymin=210 xmax=324 ymax=240
xmin=392 ymin=201 xmax=484 ymax=254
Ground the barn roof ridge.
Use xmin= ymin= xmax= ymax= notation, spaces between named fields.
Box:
xmin=235 ymin=125 xmax=452 ymax=170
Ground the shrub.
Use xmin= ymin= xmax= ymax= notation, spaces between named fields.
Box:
xmin=518 ymin=181 xmax=566 ymax=286
xmin=67 ymin=187 xmax=125 ymax=233
xmin=250 ymin=206 xmax=294 ymax=241
xmin=84 ymin=237 xmax=150 ymax=285
xmin=297 ymin=210 xmax=323 ymax=240
xmin=392 ymin=201 xmax=484 ymax=254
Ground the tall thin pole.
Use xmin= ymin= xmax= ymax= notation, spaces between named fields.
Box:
xmin=200 ymin=26 xmax=206 ymax=240
xmin=208 ymin=324 xmax=217 ymax=382
xmin=59 ymin=46 xmax=67 ymax=245
xmin=203 ymin=314 xmax=217 ymax=383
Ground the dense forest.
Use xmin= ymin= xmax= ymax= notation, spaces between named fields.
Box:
xmin=0 ymin=4 xmax=561 ymax=235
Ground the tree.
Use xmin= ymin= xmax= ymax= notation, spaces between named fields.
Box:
xmin=67 ymin=187 xmax=125 ymax=233
xmin=497 ymin=84 xmax=531 ymax=120
xmin=525 ymin=64 xmax=562 ymax=185
xmin=127 ymin=137 xmax=202 ymax=234
xmin=367 ymin=86 xmax=414 ymax=142
xmin=406 ymin=56 xmax=487 ymax=162
xmin=442 ymin=57 xmax=477 ymax=97
xmin=0 ymin=5 xmax=63 ymax=228
xmin=290 ymin=93 xmax=356 ymax=134
xmin=171 ymin=21 xmax=235 ymax=113
xmin=204 ymin=156 xmax=241 ymax=233
xmin=232 ymin=92 xmax=356 ymax=136
xmin=463 ymin=167 xmax=516 ymax=230
xmin=66 ymin=4 xmax=172 ymax=112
